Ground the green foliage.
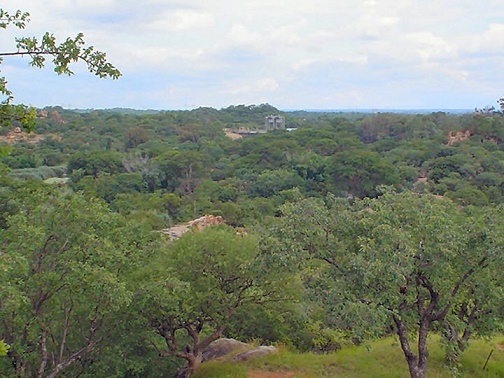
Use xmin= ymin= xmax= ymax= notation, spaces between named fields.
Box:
xmin=225 ymin=302 xmax=312 ymax=350
xmin=0 ymin=9 xmax=30 ymax=30
xmin=4 ymin=102 xmax=504 ymax=377
xmin=221 ymin=103 xmax=280 ymax=126
xmin=326 ymin=149 xmax=400 ymax=197
xmin=153 ymin=149 xmax=207 ymax=193
xmin=267 ymin=188 xmax=504 ymax=377
xmin=309 ymin=323 xmax=350 ymax=353
xmin=135 ymin=226 xmax=297 ymax=375
xmin=8 ymin=165 xmax=66 ymax=181
xmin=124 ymin=126 xmax=150 ymax=149
xmin=4 ymin=105 xmax=504 ymax=210
xmin=248 ymin=168 xmax=305 ymax=198
xmin=0 ymin=188 xmax=154 ymax=377
xmin=0 ymin=105 xmax=36 ymax=130
xmin=0 ymin=340 xmax=8 ymax=356
xmin=68 ymin=150 xmax=124 ymax=178
xmin=15 ymin=32 xmax=121 ymax=78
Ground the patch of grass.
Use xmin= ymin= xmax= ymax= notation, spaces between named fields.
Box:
xmin=193 ymin=361 xmax=248 ymax=378
xmin=239 ymin=335 xmax=504 ymax=378
xmin=459 ymin=336 xmax=504 ymax=377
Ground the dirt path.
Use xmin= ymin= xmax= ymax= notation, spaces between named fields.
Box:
xmin=248 ymin=371 xmax=297 ymax=378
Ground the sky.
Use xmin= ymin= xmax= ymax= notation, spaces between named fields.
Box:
xmin=1 ymin=0 xmax=504 ymax=110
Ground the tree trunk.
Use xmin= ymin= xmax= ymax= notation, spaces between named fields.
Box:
xmin=408 ymin=366 xmax=427 ymax=378
xmin=394 ymin=314 xmax=428 ymax=378
xmin=184 ymin=352 xmax=202 ymax=378
xmin=415 ymin=317 xmax=429 ymax=378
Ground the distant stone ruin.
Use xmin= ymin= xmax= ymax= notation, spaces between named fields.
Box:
xmin=264 ymin=115 xmax=285 ymax=131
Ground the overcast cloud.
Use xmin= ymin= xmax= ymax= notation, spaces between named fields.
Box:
xmin=2 ymin=0 xmax=504 ymax=110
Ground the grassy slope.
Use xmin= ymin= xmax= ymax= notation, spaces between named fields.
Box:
xmin=194 ymin=335 xmax=504 ymax=378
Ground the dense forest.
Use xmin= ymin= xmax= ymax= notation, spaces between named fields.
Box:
xmin=1 ymin=104 xmax=504 ymax=378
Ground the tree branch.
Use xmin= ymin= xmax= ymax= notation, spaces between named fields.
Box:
xmin=434 ymin=255 xmax=488 ymax=322
xmin=37 ymin=329 xmax=48 ymax=378
xmin=44 ymin=341 xmax=95 ymax=378
xmin=0 ymin=51 xmax=57 ymax=57
xmin=196 ymin=325 xmax=225 ymax=352
xmin=393 ymin=314 xmax=417 ymax=364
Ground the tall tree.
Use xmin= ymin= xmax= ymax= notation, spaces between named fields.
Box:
xmin=268 ymin=189 xmax=504 ymax=378
xmin=0 ymin=187 xmax=152 ymax=378
xmin=135 ymin=226 xmax=296 ymax=377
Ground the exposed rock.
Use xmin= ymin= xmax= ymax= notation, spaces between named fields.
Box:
xmin=175 ymin=338 xmax=277 ymax=378
xmin=37 ymin=110 xmax=48 ymax=118
xmin=0 ymin=130 xmax=51 ymax=145
xmin=161 ymin=215 xmax=226 ymax=240
xmin=188 ymin=215 xmax=225 ymax=230
xmin=161 ymin=224 xmax=190 ymax=240
xmin=232 ymin=345 xmax=278 ymax=362
xmin=202 ymin=338 xmax=277 ymax=362
xmin=447 ymin=130 xmax=471 ymax=146
xmin=485 ymin=135 xmax=501 ymax=144
xmin=202 ymin=338 xmax=249 ymax=361
xmin=50 ymin=110 xmax=68 ymax=124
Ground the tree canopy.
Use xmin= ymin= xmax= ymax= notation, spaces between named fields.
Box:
xmin=267 ymin=188 xmax=504 ymax=378
xmin=135 ymin=226 xmax=297 ymax=377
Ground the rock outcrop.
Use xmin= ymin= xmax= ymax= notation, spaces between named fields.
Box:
xmin=162 ymin=215 xmax=226 ymax=239
xmin=188 ymin=215 xmax=225 ymax=230
xmin=231 ymin=345 xmax=278 ymax=362
xmin=202 ymin=338 xmax=277 ymax=362
xmin=202 ymin=338 xmax=249 ymax=361
xmin=0 ymin=130 xmax=49 ymax=145
xmin=447 ymin=130 xmax=471 ymax=146
xmin=175 ymin=338 xmax=278 ymax=378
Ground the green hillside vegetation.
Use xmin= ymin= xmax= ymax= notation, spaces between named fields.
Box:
xmin=1 ymin=105 xmax=504 ymax=378
xmin=194 ymin=336 xmax=504 ymax=378
xmin=2 ymin=6 xmax=503 ymax=377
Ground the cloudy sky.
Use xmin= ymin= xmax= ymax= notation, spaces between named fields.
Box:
xmin=2 ymin=0 xmax=504 ymax=110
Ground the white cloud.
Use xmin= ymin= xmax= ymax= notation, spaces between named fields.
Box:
xmin=146 ymin=9 xmax=215 ymax=32
xmin=225 ymin=24 xmax=264 ymax=46
xmin=225 ymin=78 xmax=279 ymax=95
xmin=462 ymin=23 xmax=504 ymax=55
xmin=2 ymin=0 xmax=504 ymax=109
xmin=405 ymin=32 xmax=457 ymax=62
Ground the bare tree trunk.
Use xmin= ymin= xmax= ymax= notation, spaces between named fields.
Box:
xmin=393 ymin=315 xmax=428 ymax=378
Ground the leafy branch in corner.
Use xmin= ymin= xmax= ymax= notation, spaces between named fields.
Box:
xmin=0 ymin=8 xmax=121 ymax=131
